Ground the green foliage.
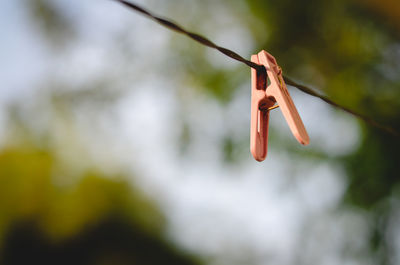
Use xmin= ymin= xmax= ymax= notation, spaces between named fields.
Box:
xmin=0 ymin=146 xmax=164 ymax=242
xmin=14 ymin=0 xmax=400 ymax=263
xmin=0 ymin=146 xmax=200 ymax=265
xmin=343 ymin=130 xmax=399 ymax=208
xmin=27 ymin=0 xmax=75 ymax=46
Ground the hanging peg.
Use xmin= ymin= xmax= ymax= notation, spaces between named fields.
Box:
xmin=250 ymin=50 xmax=309 ymax=162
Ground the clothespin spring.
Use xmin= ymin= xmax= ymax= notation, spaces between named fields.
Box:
xmin=259 ymin=104 xmax=280 ymax=111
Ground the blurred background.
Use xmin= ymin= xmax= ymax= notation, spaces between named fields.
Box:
xmin=1 ymin=0 xmax=400 ymax=264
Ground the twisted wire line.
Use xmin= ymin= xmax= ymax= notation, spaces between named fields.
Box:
xmin=114 ymin=0 xmax=399 ymax=137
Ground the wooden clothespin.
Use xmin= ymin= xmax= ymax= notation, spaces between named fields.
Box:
xmin=250 ymin=50 xmax=309 ymax=161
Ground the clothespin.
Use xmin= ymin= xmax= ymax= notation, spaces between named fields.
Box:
xmin=250 ymin=50 xmax=309 ymax=161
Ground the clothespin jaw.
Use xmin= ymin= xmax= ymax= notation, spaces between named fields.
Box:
xmin=250 ymin=50 xmax=310 ymax=161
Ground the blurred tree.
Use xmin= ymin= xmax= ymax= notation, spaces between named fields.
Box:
xmin=27 ymin=0 xmax=76 ymax=47
xmin=7 ymin=0 xmax=400 ymax=264
xmin=0 ymin=146 xmax=199 ymax=265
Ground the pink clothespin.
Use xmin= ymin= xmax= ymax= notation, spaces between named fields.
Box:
xmin=250 ymin=50 xmax=309 ymax=161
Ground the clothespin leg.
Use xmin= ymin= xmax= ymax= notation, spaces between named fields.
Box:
xmin=250 ymin=55 xmax=274 ymax=161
